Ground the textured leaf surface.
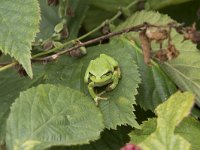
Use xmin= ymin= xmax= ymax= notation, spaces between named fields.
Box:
xmin=50 ymin=126 xmax=130 ymax=150
xmin=45 ymin=38 xmax=141 ymax=129
xmin=6 ymin=84 xmax=104 ymax=150
xmin=129 ymin=92 xmax=195 ymax=150
xmin=116 ymin=10 xmax=200 ymax=106
xmin=130 ymin=117 xmax=200 ymax=150
xmin=0 ymin=0 xmax=40 ymax=78
xmin=0 ymin=65 xmax=45 ymax=146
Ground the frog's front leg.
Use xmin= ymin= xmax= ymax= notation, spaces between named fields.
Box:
xmin=106 ymin=68 xmax=121 ymax=91
xmin=88 ymin=82 xmax=107 ymax=105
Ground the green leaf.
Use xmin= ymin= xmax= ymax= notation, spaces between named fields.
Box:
xmin=0 ymin=0 xmax=40 ymax=78
xmin=6 ymin=84 xmax=104 ymax=150
xmin=116 ymin=10 xmax=200 ymax=106
xmin=44 ymin=38 xmax=141 ymax=129
xmin=0 ymin=65 xmax=45 ymax=145
xmin=130 ymin=117 xmax=200 ymax=150
xmin=50 ymin=126 xmax=131 ymax=150
xmin=175 ymin=117 xmax=200 ymax=150
xmin=129 ymin=92 xmax=195 ymax=150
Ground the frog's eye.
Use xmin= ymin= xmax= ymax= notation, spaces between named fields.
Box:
xmin=105 ymin=71 xmax=112 ymax=76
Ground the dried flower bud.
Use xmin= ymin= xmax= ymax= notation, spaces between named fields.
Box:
xmin=68 ymin=47 xmax=87 ymax=58
xmin=42 ymin=40 xmax=54 ymax=51
xmin=183 ymin=23 xmax=200 ymax=43
xmin=154 ymin=49 xmax=168 ymax=62
xmin=166 ymin=44 xmax=179 ymax=60
xmin=146 ymin=27 xmax=169 ymax=42
xmin=139 ymin=31 xmax=152 ymax=65
xmin=154 ymin=44 xmax=179 ymax=62
xmin=102 ymin=23 xmax=110 ymax=34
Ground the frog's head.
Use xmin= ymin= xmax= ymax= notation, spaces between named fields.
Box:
xmin=89 ymin=58 xmax=113 ymax=81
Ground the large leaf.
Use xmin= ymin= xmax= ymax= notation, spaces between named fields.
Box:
xmin=116 ymin=10 xmax=200 ymax=106
xmin=0 ymin=0 xmax=40 ymax=78
xmin=130 ymin=92 xmax=195 ymax=150
xmin=6 ymin=84 xmax=104 ymax=150
xmin=0 ymin=64 xmax=45 ymax=145
xmin=130 ymin=117 xmax=200 ymax=150
xmin=44 ymin=38 xmax=141 ymax=129
xmin=50 ymin=126 xmax=131 ymax=150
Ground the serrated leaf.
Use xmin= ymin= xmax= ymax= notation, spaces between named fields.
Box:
xmin=129 ymin=92 xmax=195 ymax=150
xmin=44 ymin=38 xmax=141 ymax=129
xmin=130 ymin=117 xmax=200 ymax=150
xmin=116 ymin=10 xmax=200 ymax=106
xmin=6 ymin=84 xmax=104 ymax=150
xmin=50 ymin=126 xmax=131 ymax=150
xmin=0 ymin=0 xmax=40 ymax=78
xmin=0 ymin=65 xmax=45 ymax=144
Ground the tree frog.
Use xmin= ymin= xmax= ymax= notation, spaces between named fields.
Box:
xmin=84 ymin=54 xmax=121 ymax=105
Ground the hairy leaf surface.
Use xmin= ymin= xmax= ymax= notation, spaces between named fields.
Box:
xmin=0 ymin=0 xmax=40 ymax=78
xmin=6 ymin=84 xmax=104 ymax=150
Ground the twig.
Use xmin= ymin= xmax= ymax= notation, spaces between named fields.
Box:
xmin=0 ymin=62 xmax=17 ymax=72
xmin=32 ymin=23 xmax=147 ymax=61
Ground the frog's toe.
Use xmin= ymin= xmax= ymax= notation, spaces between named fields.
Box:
xmin=94 ymin=96 xmax=108 ymax=106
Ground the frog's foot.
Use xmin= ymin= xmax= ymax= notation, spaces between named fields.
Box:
xmin=94 ymin=96 xmax=108 ymax=106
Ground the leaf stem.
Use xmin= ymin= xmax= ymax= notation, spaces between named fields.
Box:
xmin=0 ymin=62 xmax=17 ymax=72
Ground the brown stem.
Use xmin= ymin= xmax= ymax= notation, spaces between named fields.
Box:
xmin=32 ymin=23 xmax=147 ymax=62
